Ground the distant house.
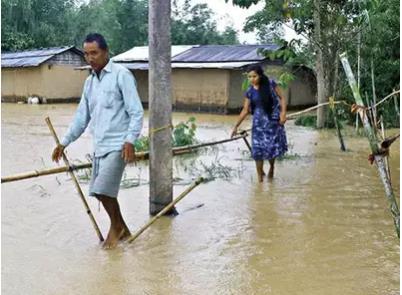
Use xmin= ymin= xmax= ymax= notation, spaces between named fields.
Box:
xmin=1 ymin=46 xmax=88 ymax=103
xmin=112 ymin=44 xmax=317 ymax=113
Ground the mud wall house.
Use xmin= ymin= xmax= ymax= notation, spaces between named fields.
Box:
xmin=112 ymin=44 xmax=317 ymax=113
xmin=1 ymin=46 xmax=88 ymax=103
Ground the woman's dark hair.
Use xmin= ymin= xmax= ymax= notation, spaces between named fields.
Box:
xmin=246 ymin=64 xmax=274 ymax=116
xmin=84 ymin=33 xmax=108 ymax=50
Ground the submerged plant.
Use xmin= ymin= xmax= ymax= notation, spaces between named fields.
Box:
xmin=184 ymin=156 xmax=245 ymax=182
xmin=134 ymin=117 xmax=198 ymax=152
xmin=173 ymin=117 xmax=197 ymax=147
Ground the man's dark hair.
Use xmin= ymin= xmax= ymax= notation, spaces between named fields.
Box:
xmin=84 ymin=33 xmax=108 ymax=50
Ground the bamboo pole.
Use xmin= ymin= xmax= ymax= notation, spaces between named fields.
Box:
xmin=127 ymin=177 xmax=204 ymax=244
xmin=380 ymin=116 xmax=391 ymax=182
xmin=45 ymin=117 xmax=104 ymax=242
xmin=340 ymin=53 xmax=400 ymax=238
xmin=392 ymin=89 xmax=399 ymax=116
xmin=2 ymin=134 xmax=249 ymax=183
xmin=174 ymin=133 xmax=248 ymax=152
xmin=242 ymin=136 xmax=252 ymax=153
xmin=240 ymin=102 xmax=348 ymax=133
xmin=369 ymin=90 xmax=400 ymax=110
xmin=239 ymin=90 xmax=399 ymax=134
xmin=1 ymin=163 xmax=92 ymax=183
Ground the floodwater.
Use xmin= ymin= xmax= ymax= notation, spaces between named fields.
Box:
xmin=1 ymin=103 xmax=400 ymax=295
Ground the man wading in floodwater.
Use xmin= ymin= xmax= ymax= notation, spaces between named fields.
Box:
xmin=51 ymin=33 xmax=144 ymax=249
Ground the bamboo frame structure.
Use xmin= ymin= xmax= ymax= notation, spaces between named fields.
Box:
xmin=240 ymin=101 xmax=349 ymax=133
xmin=2 ymin=133 xmax=249 ymax=183
xmin=45 ymin=117 xmax=105 ymax=242
xmin=1 ymin=163 xmax=92 ymax=183
xmin=127 ymin=177 xmax=204 ymax=244
xmin=340 ymin=53 xmax=400 ymax=238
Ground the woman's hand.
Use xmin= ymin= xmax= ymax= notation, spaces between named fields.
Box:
xmin=231 ymin=126 xmax=238 ymax=138
xmin=279 ymin=112 xmax=287 ymax=125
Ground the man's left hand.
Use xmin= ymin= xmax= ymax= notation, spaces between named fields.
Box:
xmin=121 ymin=142 xmax=137 ymax=164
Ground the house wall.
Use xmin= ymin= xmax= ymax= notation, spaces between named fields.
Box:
xmin=128 ymin=65 xmax=316 ymax=113
xmin=131 ymin=68 xmax=231 ymax=112
xmin=172 ymin=68 xmax=230 ymax=112
xmin=228 ymin=70 xmax=245 ymax=111
xmin=2 ymin=67 xmax=44 ymax=102
xmin=287 ymin=68 xmax=317 ymax=106
xmin=40 ymin=65 xmax=88 ymax=101
xmin=1 ymin=64 xmax=88 ymax=102
xmin=132 ymin=70 xmax=149 ymax=103
xmin=226 ymin=64 xmax=317 ymax=112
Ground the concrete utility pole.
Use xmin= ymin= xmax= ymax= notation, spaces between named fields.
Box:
xmin=148 ymin=0 xmax=173 ymax=215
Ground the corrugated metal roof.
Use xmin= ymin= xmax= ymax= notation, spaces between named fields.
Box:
xmin=111 ymin=61 xmax=259 ymax=70
xmin=112 ymin=45 xmax=195 ymax=62
xmin=172 ymin=44 xmax=279 ymax=62
xmin=1 ymin=46 xmax=82 ymax=68
xmin=171 ymin=61 xmax=259 ymax=69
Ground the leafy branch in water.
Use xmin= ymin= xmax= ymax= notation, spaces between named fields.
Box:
xmin=134 ymin=117 xmax=198 ymax=152
xmin=173 ymin=117 xmax=197 ymax=147
xmin=184 ymin=156 xmax=245 ymax=182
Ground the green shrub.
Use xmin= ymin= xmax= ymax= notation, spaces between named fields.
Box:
xmin=134 ymin=117 xmax=198 ymax=152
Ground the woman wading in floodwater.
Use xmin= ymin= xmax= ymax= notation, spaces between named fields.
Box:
xmin=231 ymin=65 xmax=288 ymax=182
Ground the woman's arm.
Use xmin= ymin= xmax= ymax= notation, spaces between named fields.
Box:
xmin=275 ymin=86 xmax=287 ymax=125
xmin=231 ymin=98 xmax=251 ymax=138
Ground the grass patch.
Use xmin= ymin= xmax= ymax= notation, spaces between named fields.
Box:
xmin=294 ymin=115 xmax=317 ymax=127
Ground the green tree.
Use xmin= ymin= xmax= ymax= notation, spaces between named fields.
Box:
xmin=230 ymin=0 xmax=372 ymax=127
xmin=172 ymin=1 xmax=239 ymax=45
xmin=1 ymin=0 xmax=75 ymax=51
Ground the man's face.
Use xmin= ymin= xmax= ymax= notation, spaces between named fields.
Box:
xmin=83 ymin=41 xmax=108 ymax=72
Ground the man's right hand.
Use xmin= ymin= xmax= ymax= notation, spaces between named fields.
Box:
xmin=52 ymin=144 xmax=65 ymax=163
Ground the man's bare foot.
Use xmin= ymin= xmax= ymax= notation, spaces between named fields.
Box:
xmin=102 ymin=227 xmax=125 ymax=250
xmin=268 ymin=166 xmax=274 ymax=179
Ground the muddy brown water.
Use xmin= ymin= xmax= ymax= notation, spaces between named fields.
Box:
xmin=2 ymin=103 xmax=400 ymax=294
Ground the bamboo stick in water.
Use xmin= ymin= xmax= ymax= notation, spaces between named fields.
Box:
xmin=45 ymin=117 xmax=105 ymax=242
xmin=2 ymin=133 xmax=249 ymax=183
xmin=340 ymin=53 xmax=400 ymax=238
xmin=127 ymin=177 xmax=204 ymax=244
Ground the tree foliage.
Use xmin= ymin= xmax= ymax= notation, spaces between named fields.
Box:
xmin=2 ymin=0 xmax=239 ymax=54
xmin=230 ymin=0 xmax=400 ymax=127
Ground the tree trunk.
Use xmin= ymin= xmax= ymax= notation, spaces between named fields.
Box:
xmin=149 ymin=0 xmax=173 ymax=215
xmin=314 ymin=0 xmax=327 ymax=128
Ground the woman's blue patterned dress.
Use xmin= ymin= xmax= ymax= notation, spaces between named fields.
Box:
xmin=245 ymin=80 xmax=288 ymax=160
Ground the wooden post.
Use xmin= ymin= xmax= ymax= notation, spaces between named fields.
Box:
xmin=340 ymin=53 xmax=400 ymax=238
xmin=149 ymin=0 xmax=173 ymax=215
